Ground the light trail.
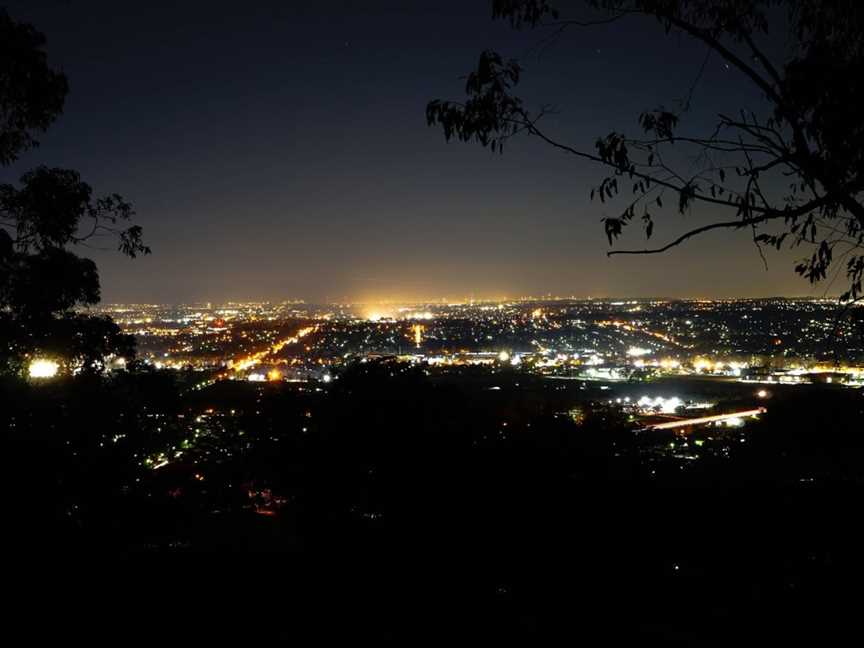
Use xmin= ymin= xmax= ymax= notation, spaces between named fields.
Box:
xmin=645 ymin=407 xmax=766 ymax=431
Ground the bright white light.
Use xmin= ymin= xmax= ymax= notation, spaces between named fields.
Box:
xmin=661 ymin=397 xmax=682 ymax=413
xmin=322 ymin=373 xmax=332 ymax=383
xmin=637 ymin=395 xmax=681 ymax=413
xmin=405 ymin=311 xmax=433 ymax=320
xmin=498 ymin=350 xmax=510 ymax=362
xmin=626 ymin=346 xmax=651 ymax=357
xmin=757 ymin=389 xmax=768 ymax=398
xmin=248 ymin=373 xmax=266 ymax=382
xmin=29 ymin=359 xmax=59 ymax=379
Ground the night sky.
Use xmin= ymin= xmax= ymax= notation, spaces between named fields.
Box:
xmin=6 ymin=0 xmax=816 ymax=303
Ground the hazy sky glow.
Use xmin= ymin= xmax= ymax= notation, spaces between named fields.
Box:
xmin=6 ymin=1 xmax=825 ymax=303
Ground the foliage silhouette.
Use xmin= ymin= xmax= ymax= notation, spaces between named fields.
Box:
xmin=0 ymin=10 xmax=147 ymax=375
xmin=428 ymin=0 xmax=864 ymax=301
xmin=0 ymin=8 xmax=68 ymax=165
xmin=7 ymin=360 xmax=862 ymax=643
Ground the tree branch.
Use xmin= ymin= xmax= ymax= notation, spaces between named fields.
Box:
xmin=607 ymin=215 xmax=775 ymax=256
xmin=608 ymin=177 xmax=864 ymax=257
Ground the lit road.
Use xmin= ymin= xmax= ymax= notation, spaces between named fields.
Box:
xmin=188 ymin=324 xmax=317 ymax=392
xmin=225 ymin=325 xmax=317 ymax=374
xmin=646 ymin=407 xmax=767 ymax=431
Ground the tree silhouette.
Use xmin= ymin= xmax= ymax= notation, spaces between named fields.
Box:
xmin=0 ymin=9 xmax=147 ymax=375
xmin=428 ymin=0 xmax=864 ymax=301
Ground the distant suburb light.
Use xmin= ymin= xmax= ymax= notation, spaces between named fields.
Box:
xmin=29 ymin=358 xmax=59 ymax=379
xmin=757 ymin=389 xmax=768 ymax=398
xmin=322 ymin=373 xmax=332 ymax=383
xmin=498 ymin=350 xmax=510 ymax=363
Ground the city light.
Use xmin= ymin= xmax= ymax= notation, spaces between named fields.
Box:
xmin=637 ymin=395 xmax=682 ymax=414
xmin=28 ymin=358 xmax=59 ymax=379
xmin=8 ymin=0 xmax=864 ymax=633
xmin=693 ymin=358 xmax=713 ymax=372
xmin=88 ymin=299 xmax=864 ymax=389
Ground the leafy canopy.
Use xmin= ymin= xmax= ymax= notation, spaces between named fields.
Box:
xmin=0 ymin=9 xmax=68 ymax=165
xmin=0 ymin=9 xmax=148 ymax=376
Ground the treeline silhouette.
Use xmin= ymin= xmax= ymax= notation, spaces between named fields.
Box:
xmin=6 ymin=361 xmax=863 ymax=643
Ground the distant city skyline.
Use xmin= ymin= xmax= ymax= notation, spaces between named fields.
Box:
xmin=96 ymin=293 xmax=848 ymax=307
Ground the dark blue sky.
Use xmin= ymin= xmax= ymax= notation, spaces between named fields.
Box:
xmin=5 ymin=0 xmax=815 ymax=303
